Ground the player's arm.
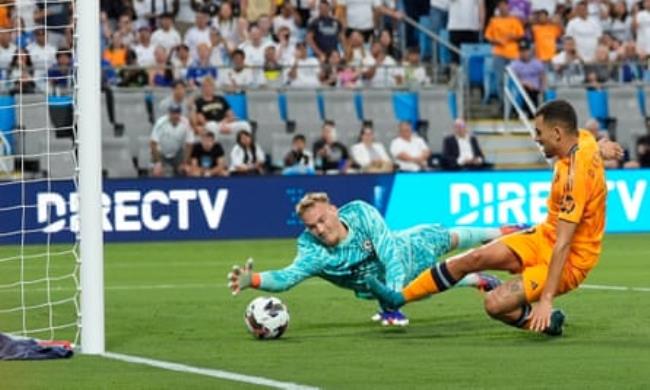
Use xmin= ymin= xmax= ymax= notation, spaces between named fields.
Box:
xmin=529 ymin=220 xmax=577 ymax=332
xmin=356 ymin=202 xmax=405 ymax=291
xmin=227 ymin=241 xmax=323 ymax=294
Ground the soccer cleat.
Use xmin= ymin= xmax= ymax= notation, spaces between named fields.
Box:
xmin=371 ymin=310 xmax=409 ymax=326
xmin=543 ymin=309 xmax=566 ymax=336
xmin=476 ymin=273 xmax=502 ymax=292
xmin=499 ymin=223 xmax=531 ymax=236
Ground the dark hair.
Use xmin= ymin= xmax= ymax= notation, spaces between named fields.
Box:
xmin=202 ymin=131 xmax=215 ymax=139
xmin=10 ymin=48 xmax=33 ymax=69
xmin=236 ymin=130 xmax=259 ymax=163
xmin=293 ymin=134 xmax=306 ymax=143
xmin=232 ymin=49 xmax=245 ymax=59
xmin=535 ymin=100 xmax=578 ymax=134
xmin=358 ymin=126 xmax=373 ymax=142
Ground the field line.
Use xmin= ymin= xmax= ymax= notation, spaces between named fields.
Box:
xmin=580 ymin=284 xmax=650 ymax=292
xmin=102 ymin=352 xmax=319 ymax=390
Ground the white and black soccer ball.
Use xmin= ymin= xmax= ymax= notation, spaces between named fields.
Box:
xmin=244 ymin=296 xmax=290 ymax=339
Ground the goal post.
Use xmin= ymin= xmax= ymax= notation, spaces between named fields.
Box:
xmin=77 ymin=0 xmax=105 ymax=354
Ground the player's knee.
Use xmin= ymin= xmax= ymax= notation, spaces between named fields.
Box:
xmin=483 ymin=292 xmax=505 ymax=318
xmin=459 ymin=249 xmax=488 ymax=273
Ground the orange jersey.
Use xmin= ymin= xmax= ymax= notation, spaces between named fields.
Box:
xmin=532 ymin=24 xmax=562 ymax=62
xmin=538 ymin=130 xmax=607 ymax=270
xmin=485 ymin=16 xmax=524 ymax=60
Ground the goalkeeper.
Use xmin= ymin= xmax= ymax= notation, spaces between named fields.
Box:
xmin=227 ymin=192 xmax=523 ymax=326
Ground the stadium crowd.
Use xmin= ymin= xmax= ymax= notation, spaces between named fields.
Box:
xmin=0 ymin=0 xmax=649 ymax=176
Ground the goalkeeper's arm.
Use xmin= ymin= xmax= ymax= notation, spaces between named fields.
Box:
xmin=227 ymin=257 xmax=319 ymax=295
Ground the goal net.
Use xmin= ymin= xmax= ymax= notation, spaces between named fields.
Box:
xmin=0 ymin=0 xmax=95 ymax=347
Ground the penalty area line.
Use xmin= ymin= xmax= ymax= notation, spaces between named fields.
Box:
xmin=102 ymin=352 xmax=319 ymax=390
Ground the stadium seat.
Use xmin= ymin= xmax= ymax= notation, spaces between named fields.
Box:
xmin=270 ymin=132 xmax=294 ymax=168
xmin=418 ymin=88 xmax=454 ymax=152
xmin=554 ymin=87 xmax=589 ymax=124
xmin=246 ymin=90 xmax=286 ymax=153
xmin=10 ymin=94 xmax=49 ymax=156
xmin=608 ymin=86 xmax=647 ymax=157
xmin=285 ymin=89 xmax=323 ymax=136
xmin=38 ymin=137 xmax=75 ymax=179
xmin=113 ymin=89 xmax=151 ymax=139
xmin=587 ymin=89 xmax=609 ymax=123
xmin=321 ymin=89 xmax=362 ymax=143
xmin=102 ymin=137 xmax=138 ymax=178
xmin=361 ymin=89 xmax=397 ymax=143
xmin=136 ymin=136 xmax=151 ymax=174
xmin=460 ymin=43 xmax=492 ymax=87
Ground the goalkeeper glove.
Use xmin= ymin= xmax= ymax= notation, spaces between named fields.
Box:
xmin=227 ymin=258 xmax=259 ymax=295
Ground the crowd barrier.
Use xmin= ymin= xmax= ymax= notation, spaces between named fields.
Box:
xmin=1 ymin=169 xmax=649 ymax=244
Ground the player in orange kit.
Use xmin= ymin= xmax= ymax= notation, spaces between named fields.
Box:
xmin=366 ymin=100 xmax=608 ymax=336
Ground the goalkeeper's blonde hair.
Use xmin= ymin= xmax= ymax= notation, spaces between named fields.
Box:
xmin=296 ymin=192 xmax=330 ymax=216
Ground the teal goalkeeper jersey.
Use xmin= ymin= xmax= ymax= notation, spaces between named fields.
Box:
xmin=258 ymin=200 xmax=451 ymax=299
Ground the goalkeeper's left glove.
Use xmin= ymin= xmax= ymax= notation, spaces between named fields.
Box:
xmin=227 ymin=258 xmax=259 ymax=295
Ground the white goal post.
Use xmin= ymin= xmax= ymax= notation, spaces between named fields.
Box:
xmin=77 ymin=0 xmax=105 ymax=354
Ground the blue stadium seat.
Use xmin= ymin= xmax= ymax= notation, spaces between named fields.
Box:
xmin=461 ymin=43 xmax=492 ymax=87
xmin=587 ymin=89 xmax=609 ymax=126
xmin=392 ymin=91 xmax=419 ymax=127
xmin=0 ymin=95 xmax=15 ymax=151
xmin=224 ymin=93 xmax=248 ymax=120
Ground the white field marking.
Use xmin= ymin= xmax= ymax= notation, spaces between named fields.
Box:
xmin=580 ymin=284 xmax=650 ymax=292
xmin=102 ymin=352 xmax=319 ymax=390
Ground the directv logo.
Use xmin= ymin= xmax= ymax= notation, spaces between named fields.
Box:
xmin=450 ymin=180 xmax=647 ymax=225
xmin=37 ymin=189 xmax=229 ymax=233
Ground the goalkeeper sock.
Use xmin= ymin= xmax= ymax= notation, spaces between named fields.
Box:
xmin=403 ymin=262 xmax=459 ymax=302
xmin=451 ymin=227 xmax=501 ymax=249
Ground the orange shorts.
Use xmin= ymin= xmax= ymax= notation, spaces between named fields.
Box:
xmin=499 ymin=227 xmax=592 ymax=303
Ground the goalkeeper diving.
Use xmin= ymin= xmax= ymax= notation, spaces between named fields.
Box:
xmin=227 ymin=192 xmax=525 ymax=326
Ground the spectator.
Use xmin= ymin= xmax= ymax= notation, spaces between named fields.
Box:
xmin=239 ymin=23 xmax=273 ymax=83
xmin=531 ymin=10 xmax=563 ymax=64
xmin=530 ymin=0 xmax=557 ymax=16
xmin=403 ymin=47 xmax=430 ymax=86
xmin=151 ymin=13 xmax=182 ymax=52
xmin=362 ymin=41 xmax=403 ymax=88
xmin=48 ymin=50 xmax=74 ymax=91
xmin=509 ymin=0 xmax=532 ymax=21
xmin=617 ymin=41 xmax=644 ymax=82
xmin=229 ymin=130 xmax=266 ymax=175
xmin=283 ymin=134 xmax=316 ymax=175
xmin=115 ymin=14 xmax=138 ymax=48
xmin=389 ymin=121 xmax=431 ymax=172
xmin=509 ymin=40 xmax=545 ymax=115
xmin=321 ymin=50 xmax=360 ymax=87
xmin=26 ymin=27 xmax=56 ymax=90
xmin=263 ymin=46 xmax=283 ymax=86
xmin=442 ymin=118 xmax=488 ymax=170
xmin=219 ymin=49 xmax=259 ymax=91
xmin=275 ymin=26 xmax=296 ymax=65
xmin=485 ymin=0 xmax=524 ymax=101
xmin=285 ymin=42 xmax=321 ymax=87
xmin=447 ymin=0 xmax=485 ymax=64
xmin=350 ymin=126 xmax=393 ymax=172
xmin=585 ymin=45 xmax=616 ymax=87
xmin=103 ymin=32 xmax=129 ymax=68
xmin=273 ymin=2 xmax=301 ymax=40
xmin=628 ymin=135 xmax=650 ymax=167
xmin=7 ymin=48 xmax=36 ymax=95
xmin=566 ymin=1 xmax=602 ymax=62
xmin=313 ymin=121 xmax=349 ymax=173
xmin=150 ymin=103 xmax=194 ymax=177
xmin=148 ymin=45 xmax=174 ymax=87
xmin=241 ymin=0 xmax=276 ymax=24
xmin=134 ymin=0 xmax=179 ymax=29
xmin=378 ymin=28 xmax=401 ymax=61
xmin=605 ymin=1 xmax=632 ymax=43
xmin=188 ymin=131 xmax=228 ymax=177
xmin=170 ymin=43 xmax=192 ymax=80
xmin=208 ymin=27 xmax=229 ymax=67
xmin=337 ymin=0 xmax=402 ymax=42
xmin=0 ymin=30 xmax=15 ymax=70
xmin=34 ymin=0 xmax=72 ymax=48
xmin=184 ymin=7 xmax=211 ymax=60
xmin=213 ymin=1 xmax=247 ymax=52
xmin=191 ymin=75 xmax=253 ymax=135
xmin=343 ymin=30 xmax=368 ymax=66
xmin=134 ymin=26 xmax=156 ymax=68
xmin=551 ymin=36 xmax=585 ymax=85
xmin=159 ymin=80 xmax=192 ymax=117
xmin=118 ymin=49 xmax=149 ymax=87
xmin=186 ymin=42 xmax=218 ymax=87
xmin=633 ymin=0 xmax=650 ymax=59
xmin=306 ymin=0 xmax=344 ymax=62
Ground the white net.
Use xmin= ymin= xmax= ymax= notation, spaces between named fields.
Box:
xmin=0 ymin=0 xmax=80 ymax=343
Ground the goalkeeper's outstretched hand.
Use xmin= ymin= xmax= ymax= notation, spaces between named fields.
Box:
xmin=227 ymin=258 xmax=255 ymax=296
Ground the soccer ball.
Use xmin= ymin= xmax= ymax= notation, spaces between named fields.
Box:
xmin=244 ymin=296 xmax=290 ymax=339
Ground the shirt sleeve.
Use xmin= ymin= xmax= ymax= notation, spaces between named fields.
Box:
xmin=258 ymin=238 xmax=323 ymax=292
xmin=355 ymin=202 xmax=405 ymax=291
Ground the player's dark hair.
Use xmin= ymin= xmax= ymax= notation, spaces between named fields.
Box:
xmin=535 ymin=100 xmax=578 ymax=134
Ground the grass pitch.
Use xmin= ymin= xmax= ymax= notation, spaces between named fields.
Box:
xmin=2 ymin=234 xmax=650 ymax=389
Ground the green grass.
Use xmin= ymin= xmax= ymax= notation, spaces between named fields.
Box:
xmin=2 ymin=235 xmax=650 ymax=389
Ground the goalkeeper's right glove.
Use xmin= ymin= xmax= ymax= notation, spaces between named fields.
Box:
xmin=227 ymin=258 xmax=259 ymax=295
